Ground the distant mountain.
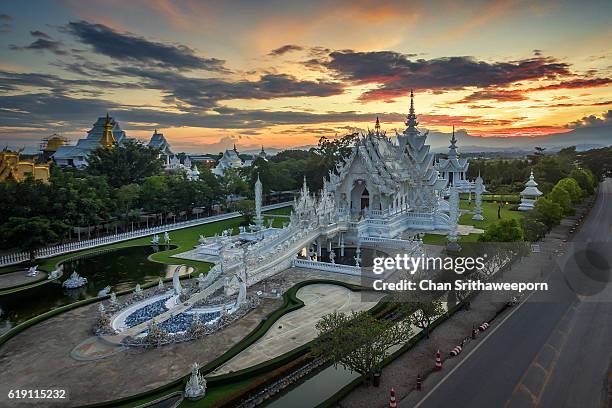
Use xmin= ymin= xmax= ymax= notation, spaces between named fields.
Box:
xmin=426 ymin=126 xmax=611 ymax=153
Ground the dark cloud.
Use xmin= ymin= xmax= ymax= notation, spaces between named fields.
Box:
xmin=0 ymin=13 xmax=11 ymax=31
xmin=0 ymin=70 xmax=141 ymax=93
xmin=64 ymin=20 xmax=227 ymax=71
xmin=310 ymin=50 xmax=571 ymax=102
xmin=568 ymin=110 xmax=612 ymax=128
xmin=30 ymin=30 xmax=51 ymax=39
xmin=269 ymin=44 xmax=304 ymax=56
xmin=459 ymin=89 xmax=527 ymax=103
xmin=10 ymin=38 xmax=67 ymax=55
xmin=110 ymin=67 xmax=344 ymax=109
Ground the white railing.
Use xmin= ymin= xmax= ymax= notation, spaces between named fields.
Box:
xmin=292 ymin=258 xmax=362 ymax=276
xmin=0 ymin=202 xmax=293 ymax=267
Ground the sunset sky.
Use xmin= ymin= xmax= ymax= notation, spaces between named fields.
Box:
xmin=0 ymin=0 xmax=611 ymax=153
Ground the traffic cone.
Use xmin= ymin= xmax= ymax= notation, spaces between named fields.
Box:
xmin=435 ymin=350 xmax=442 ymax=370
xmin=390 ymin=388 xmax=397 ymax=408
xmin=416 ymin=374 xmax=422 ymax=391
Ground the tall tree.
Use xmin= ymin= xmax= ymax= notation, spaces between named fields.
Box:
xmin=86 ymin=140 xmax=164 ymax=188
xmin=0 ymin=217 xmax=67 ymax=261
xmin=312 ymin=311 xmax=412 ymax=382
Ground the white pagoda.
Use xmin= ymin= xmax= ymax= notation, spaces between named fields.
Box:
xmin=518 ymin=170 xmax=543 ymax=211
xmin=435 ymin=126 xmax=471 ymax=193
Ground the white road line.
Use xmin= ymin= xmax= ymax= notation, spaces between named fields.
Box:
xmin=412 ymin=289 xmax=538 ymax=408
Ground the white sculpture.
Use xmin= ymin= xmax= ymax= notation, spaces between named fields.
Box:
xmin=62 ymin=272 xmax=88 ymax=289
xmin=158 ymin=278 xmax=165 ymax=291
xmin=254 ymin=173 xmax=263 ymax=230
xmin=109 ymin=292 xmax=118 ymax=305
xmin=354 ymin=246 xmax=362 ymax=267
xmin=472 ymin=173 xmax=484 ymax=221
xmin=184 ymin=362 xmax=206 ymax=400
xmin=97 ymin=285 xmax=111 ymax=297
xmin=172 ymin=266 xmax=182 ymax=295
xmin=329 ymin=249 xmax=336 ymax=264
xmin=151 ymin=234 xmax=160 ymax=245
xmin=134 ymin=283 xmax=142 ymax=296
xmin=163 ymin=231 xmax=171 ymax=244
xmin=26 ymin=265 xmax=38 ymax=277
xmin=48 ymin=265 xmax=62 ymax=280
xmin=447 ymin=187 xmax=461 ymax=251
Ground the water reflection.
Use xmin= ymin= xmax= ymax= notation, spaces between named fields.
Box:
xmin=0 ymin=245 xmax=188 ymax=335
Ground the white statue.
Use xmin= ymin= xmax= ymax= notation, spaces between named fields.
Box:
xmin=163 ymin=231 xmax=171 ymax=244
xmin=26 ymin=265 xmax=38 ymax=277
xmin=198 ymin=234 xmax=206 ymax=245
xmin=172 ymin=266 xmax=182 ymax=295
xmin=48 ymin=265 xmax=62 ymax=280
xmin=97 ymin=285 xmax=111 ymax=297
xmin=184 ymin=362 xmax=207 ymax=400
xmin=472 ymin=173 xmax=484 ymax=221
xmin=329 ymin=249 xmax=336 ymax=264
xmin=134 ymin=283 xmax=142 ymax=295
xmin=354 ymin=246 xmax=362 ymax=267
xmin=158 ymin=278 xmax=165 ymax=291
xmin=98 ymin=303 xmax=106 ymax=316
xmin=109 ymin=292 xmax=118 ymax=305
xmin=62 ymin=271 xmax=88 ymax=289
xmin=151 ymin=234 xmax=160 ymax=245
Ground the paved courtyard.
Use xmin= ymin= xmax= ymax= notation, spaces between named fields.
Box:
xmin=212 ymin=283 xmax=384 ymax=375
xmin=0 ymin=269 xmax=47 ymax=290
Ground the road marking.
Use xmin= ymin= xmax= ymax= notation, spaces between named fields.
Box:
xmin=412 ymin=289 xmax=538 ymax=408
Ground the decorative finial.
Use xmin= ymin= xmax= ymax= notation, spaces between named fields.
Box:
xmin=374 ymin=116 xmax=380 ymax=132
xmin=450 ymin=125 xmax=457 ymax=144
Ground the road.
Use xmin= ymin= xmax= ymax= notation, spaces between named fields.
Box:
xmin=406 ymin=178 xmax=612 ymax=408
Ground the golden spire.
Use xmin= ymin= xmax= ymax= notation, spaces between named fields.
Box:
xmin=100 ymin=112 xmax=116 ymax=149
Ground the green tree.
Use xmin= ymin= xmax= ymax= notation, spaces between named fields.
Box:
xmin=116 ymin=183 xmax=141 ymax=229
xmin=401 ymin=299 xmax=445 ymax=338
xmin=234 ymin=199 xmax=256 ymax=224
xmin=86 ymin=140 xmax=164 ymax=188
xmin=549 ymin=184 xmax=572 ymax=214
xmin=556 ymin=178 xmax=582 ymax=204
xmin=479 ymin=219 xmax=523 ymax=242
xmin=312 ymin=311 xmax=412 ymax=382
xmin=0 ymin=217 xmax=67 ymax=262
xmin=520 ymin=213 xmax=549 ymax=242
xmin=569 ymin=168 xmax=594 ymax=195
xmin=533 ymin=197 xmax=563 ymax=228
xmin=140 ymin=175 xmax=171 ymax=215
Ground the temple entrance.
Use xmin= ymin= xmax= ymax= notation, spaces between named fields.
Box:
xmin=360 ymin=188 xmax=369 ymax=210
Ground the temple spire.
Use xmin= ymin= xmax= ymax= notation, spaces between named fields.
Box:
xmin=448 ymin=125 xmax=458 ymax=159
xmin=99 ymin=112 xmax=116 ymax=149
xmin=374 ymin=116 xmax=380 ymax=133
xmin=405 ymin=89 xmax=419 ymax=131
xmin=233 ymin=143 xmax=237 ymax=153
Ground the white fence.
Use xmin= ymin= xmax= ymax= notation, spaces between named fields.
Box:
xmin=0 ymin=202 xmax=292 ymax=267
xmin=292 ymin=258 xmax=362 ymax=276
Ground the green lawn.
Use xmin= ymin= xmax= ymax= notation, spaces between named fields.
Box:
xmin=422 ymin=200 xmax=524 ymax=245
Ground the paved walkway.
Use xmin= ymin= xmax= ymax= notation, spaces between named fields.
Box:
xmin=211 ymin=283 xmax=384 ymax=375
xmin=0 ymin=269 xmax=47 ymax=289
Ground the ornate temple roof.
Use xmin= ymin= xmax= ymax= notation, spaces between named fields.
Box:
xmin=435 ymin=127 xmax=469 ymax=173
xmin=520 ymin=170 xmax=543 ymax=197
xmin=327 ymin=91 xmax=447 ymax=194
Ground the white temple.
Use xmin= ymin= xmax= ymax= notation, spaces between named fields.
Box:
xmin=434 ymin=126 xmax=471 ymax=193
xmin=212 ymin=144 xmax=247 ymax=176
xmin=53 ymin=116 xmax=175 ymax=169
xmin=324 ymin=91 xmax=454 ymax=238
xmin=518 ymin=170 xmax=543 ymax=211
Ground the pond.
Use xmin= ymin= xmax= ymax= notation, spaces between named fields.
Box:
xmin=0 ymin=245 xmax=189 ymax=335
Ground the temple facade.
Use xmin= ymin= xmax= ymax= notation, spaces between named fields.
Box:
xmin=323 ymin=91 xmax=454 ymax=238
xmin=53 ymin=115 xmax=174 ymax=168
xmin=212 ymin=144 xmax=247 ymax=176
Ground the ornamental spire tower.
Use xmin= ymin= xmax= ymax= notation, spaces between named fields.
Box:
xmin=448 ymin=125 xmax=458 ymax=159
xmin=405 ymin=89 xmax=419 ymax=130
xmin=374 ymin=116 xmax=381 ymax=134
xmin=99 ymin=113 xmax=116 ymax=149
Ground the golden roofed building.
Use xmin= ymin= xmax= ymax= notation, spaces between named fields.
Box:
xmin=0 ymin=150 xmax=50 ymax=183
